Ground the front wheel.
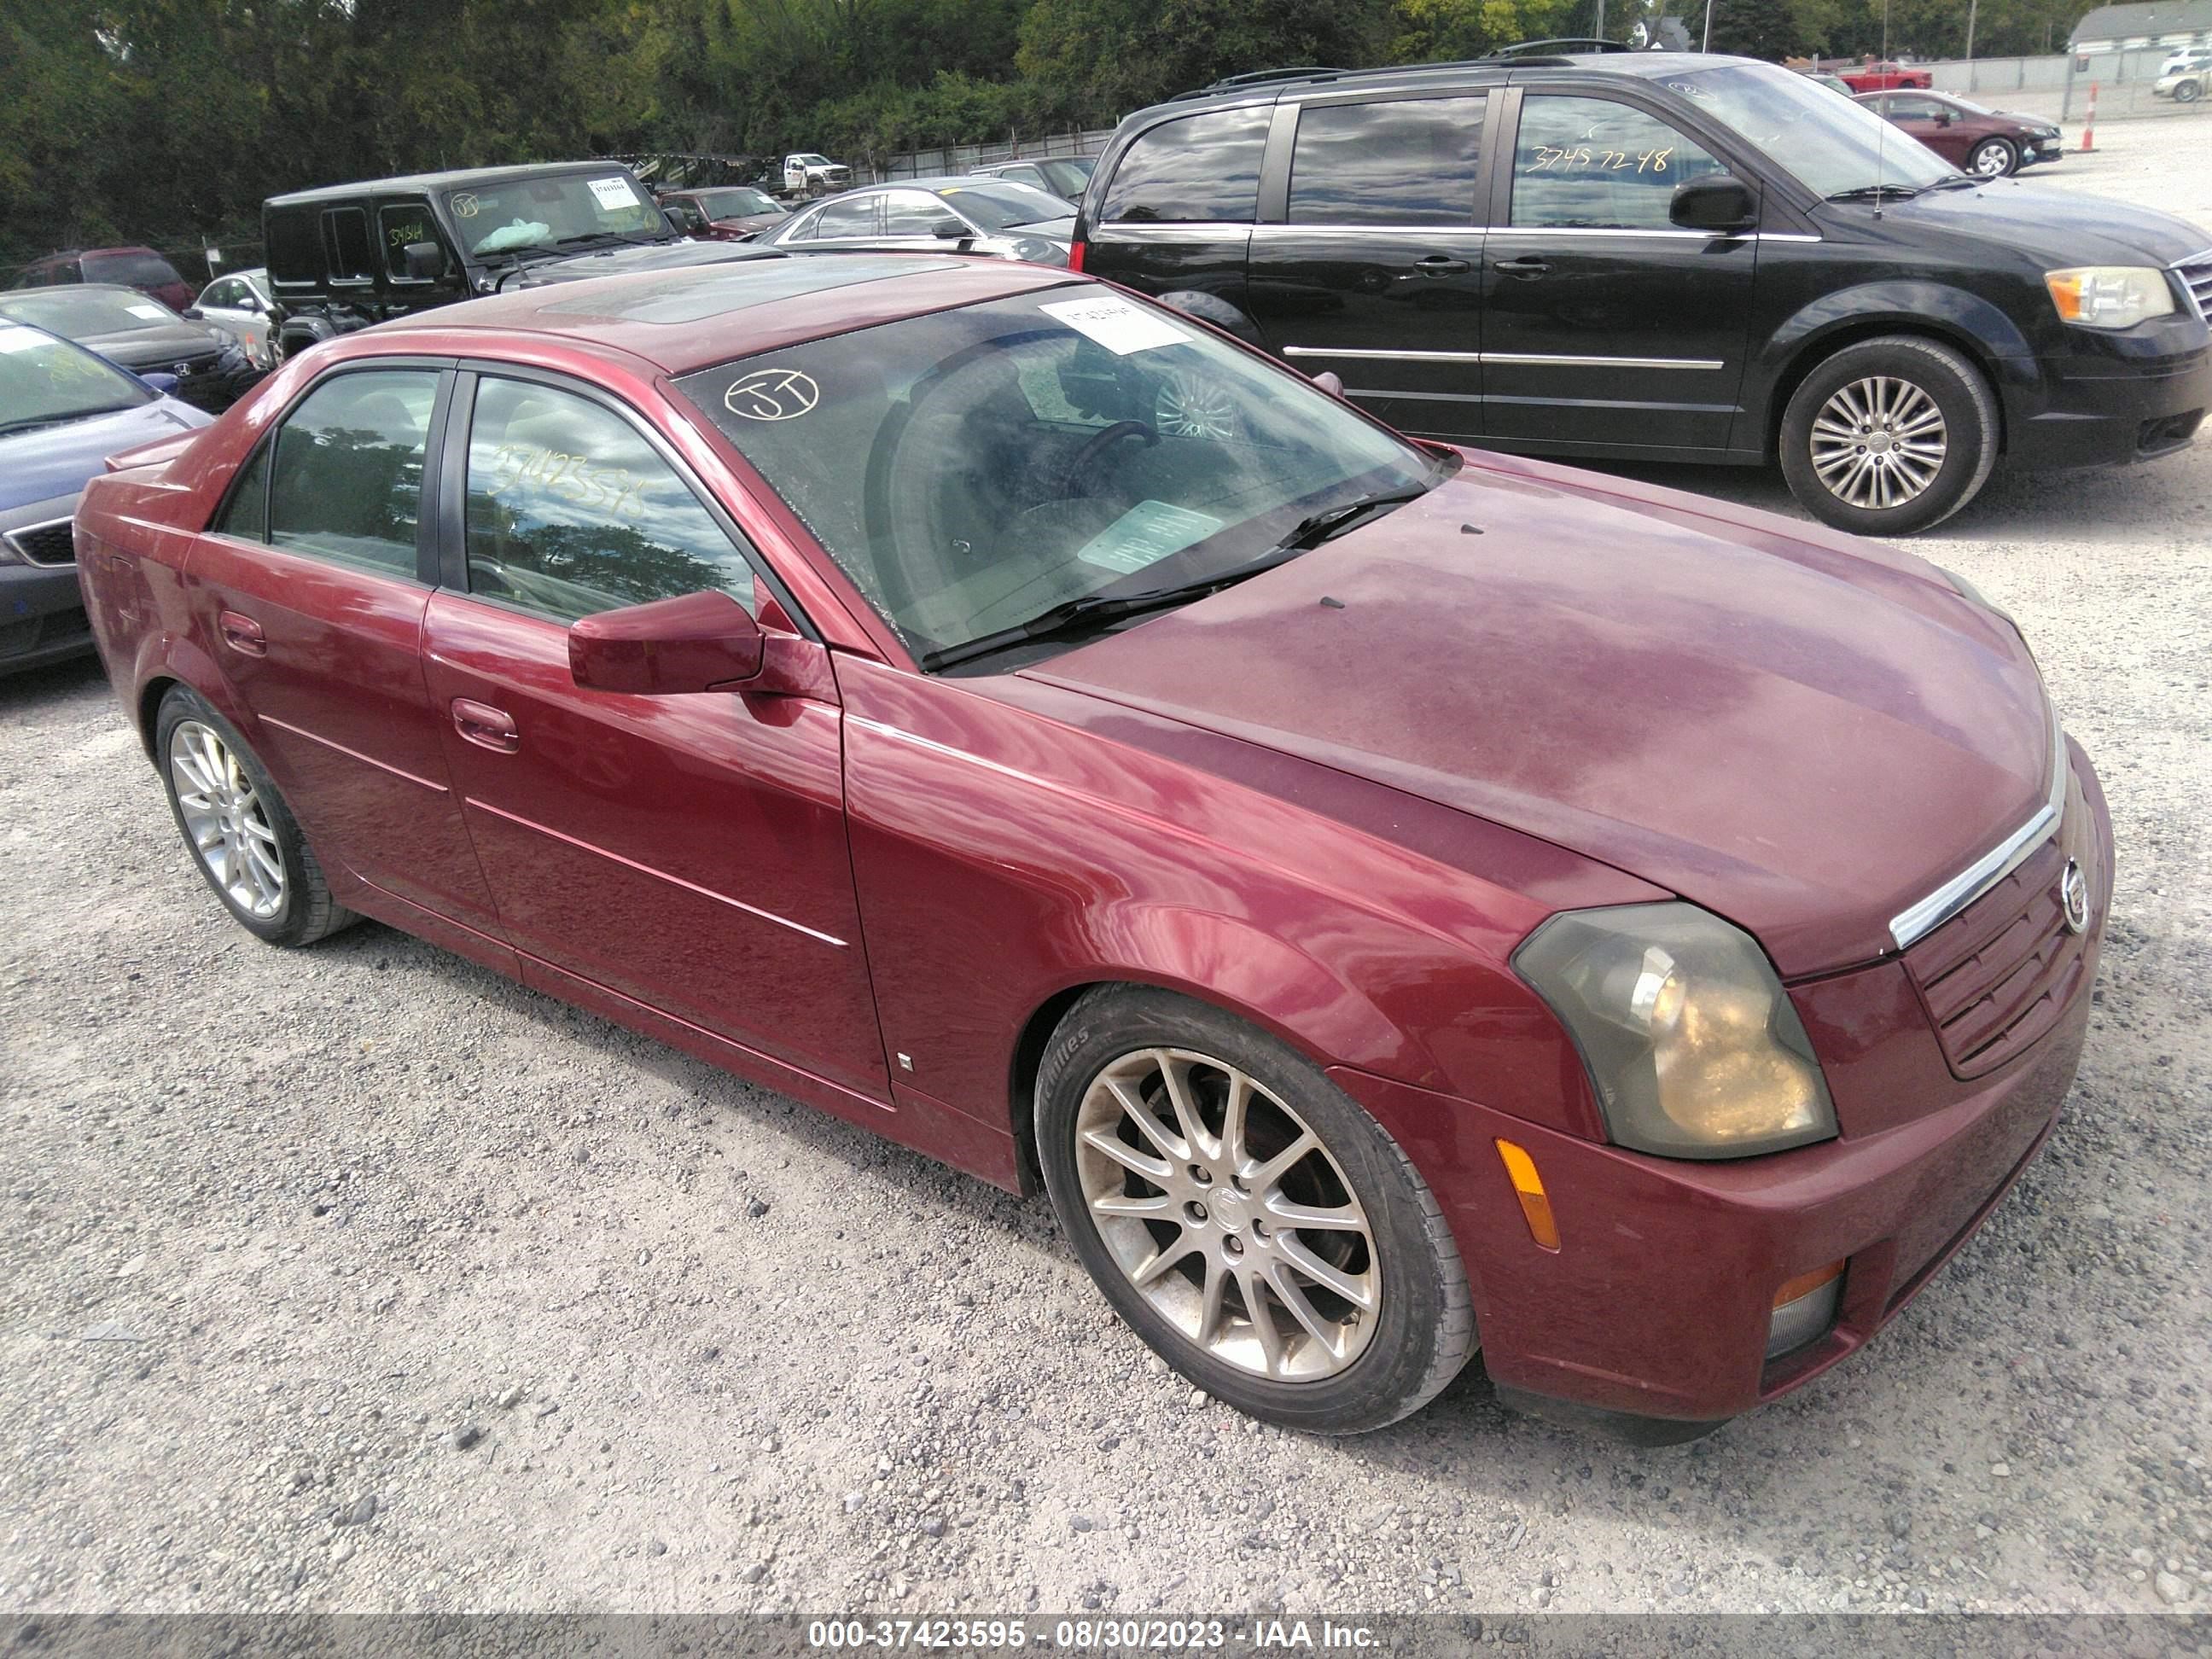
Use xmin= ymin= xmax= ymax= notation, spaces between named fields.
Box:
xmin=1035 ymin=987 xmax=1476 ymax=1434
xmin=2178 ymin=79 xmax=2204 ymax=103
xmin=1778 ymin=335 xmax=2000 ymax=535
xmin=1968 ymin=137 xmax=2018 ymax=177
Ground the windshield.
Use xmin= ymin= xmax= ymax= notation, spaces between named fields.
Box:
xmin=444 ymin=172 xmax=664 ymax=257
xmin=675 ymin=287 xmax=1432 ymax=667
xmin=1038 ymin=159 xmax=1096 ymax=199
xmin=0 ymin=288 xmax=180 ymax=337
xmin=0 ymin=323 xmax=152 ymax=432
xmin=696 ymin=188 xmax=784 ymax=219
xmin=934 ymin=181 xmax=1075 ymax=230
xmin=794 ymin=154 xmax=831 ymax=166
xmin=1660 ymin=62 xmax=1953 ymax=196
xmin=1943 ymin=94 xmax=1994 ymax=114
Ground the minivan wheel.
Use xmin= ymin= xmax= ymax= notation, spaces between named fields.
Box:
xmin=1035 ymin=986 xmax=1476 ymax=1434
xmin=1779 ymin=335 xmax=1999 ymax=535
xmin=154 ymin=686 xmax=358 ymax=947
xmin=1969 ymin=137 xmax=2018 ymax=177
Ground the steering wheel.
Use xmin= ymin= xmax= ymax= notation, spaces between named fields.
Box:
xmin=1062 ymin=419 xmax=1159 ymax=498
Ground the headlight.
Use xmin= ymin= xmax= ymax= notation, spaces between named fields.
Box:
xmin=1515 ymin=902 xmax=1837 ymax=1160
xmin=2044 ymin=266 xmax=2176 ymax=329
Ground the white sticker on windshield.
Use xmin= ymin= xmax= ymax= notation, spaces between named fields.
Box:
xmin=1039 ymin=295 xmax=1191 ymax=357
xmin=1076 ymin=499 xmax=1223 ymax=575
xmin=126 ymin=304 xmax=169 ymax=320
xmin=589 ymin=176 xmax=640 ymax=212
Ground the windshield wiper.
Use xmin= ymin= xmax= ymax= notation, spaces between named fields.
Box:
xmin=1825 ymin=183 xmax=1924 ymax=202
xmin=554 ymin=230 xmax=667 ymax=250
xmin=920 ymin=483 xmax=1432 ymax=672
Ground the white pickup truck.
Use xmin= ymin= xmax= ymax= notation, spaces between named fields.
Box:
xmin=781 ymin=153 xmax=853 ymax=198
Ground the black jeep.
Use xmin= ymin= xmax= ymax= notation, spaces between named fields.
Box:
xmin=263 ymin=161 xmax=735 ymax=359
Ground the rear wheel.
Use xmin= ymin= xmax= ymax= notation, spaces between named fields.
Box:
xmin=1968 ymin=137 xmax=2018 ymax=177
xmin=154 ymin=686 xmax=358 ymax=946
xmin=1778 ymin=335 xmax=2000 ymax=535
xmin=1036 ymin=987 xmax=1476 ymax=1434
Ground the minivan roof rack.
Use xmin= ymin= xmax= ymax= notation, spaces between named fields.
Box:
xmin=1167 ymin=40 xmax=1644 ymax=104
xmin=1488 ymin=37 xmax=1635 ymax=55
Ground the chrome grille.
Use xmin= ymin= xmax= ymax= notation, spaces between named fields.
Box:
xmin=5 ymin=518 xmax=76 ymax=567
xmin=1903 ymin=835 xmax=2085 ymax=1079
xmin=2177 ymin=249 xmax=2212 ymax=323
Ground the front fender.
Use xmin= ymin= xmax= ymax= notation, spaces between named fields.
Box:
xmin=1746 ymin=281 xmax=2046 ymax=451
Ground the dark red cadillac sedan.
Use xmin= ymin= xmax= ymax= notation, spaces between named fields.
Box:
xmin=74 ymin=256 xmax=2110 ymax=1440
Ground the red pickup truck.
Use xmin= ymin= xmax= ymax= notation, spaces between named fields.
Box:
xmin=1837 ymin=59 xmax=1934 ymax=92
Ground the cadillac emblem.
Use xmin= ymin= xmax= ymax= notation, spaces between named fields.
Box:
xmin=2059 ymin=859 xmax=2089 ymax=935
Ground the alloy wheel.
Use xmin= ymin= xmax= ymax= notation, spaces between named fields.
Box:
xmin=169 ymin=719 xmax=285 ymax=919
xmin=1970 ymin=142 xmax=2014 ymax=176
xmin=1808 ymin=375 xmax=1949 ymax=510
xmin=1155 ymin=373 xmax=1240 ymax=440
xmin=1074 ymin=1046 xmax=1378 ymax=1381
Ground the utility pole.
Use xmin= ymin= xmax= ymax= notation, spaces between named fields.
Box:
xmin=1595 ymin=0 xmax=1606 ymax=40
xmin=1965 ymin=0 xmax=1980 ymax=65
xmin=1703 ymin=0 xmax=1714 ymax=50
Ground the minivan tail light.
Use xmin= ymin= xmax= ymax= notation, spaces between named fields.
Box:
xmin=1067 ymin=237 xmax=1086 ymax=274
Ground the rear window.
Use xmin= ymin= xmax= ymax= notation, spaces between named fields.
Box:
xmin=83 ymin=251 xmax=183 ymax=289
xmin=1098 ymin=108 xmax=1270 ymax=224
xmin=267 ymin=210 xmax=323 ymax=284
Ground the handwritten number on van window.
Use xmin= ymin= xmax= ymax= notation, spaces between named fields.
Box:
xmin=1530 ymin=145 xmax=1672 ymax=174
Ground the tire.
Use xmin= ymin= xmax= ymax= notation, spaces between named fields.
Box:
xmin=1778 ymin=335 xmax=2000 ymax=536
xmin=1035 ymin=986 xmax=1476 ymax=1434
xmin=2179 ymin=79 xmax=2203 ymax=103
xmin=1968 ymin=137 xmax=2018 ymax=178
xmin=154 ymin=684 xmax=359 ymax=947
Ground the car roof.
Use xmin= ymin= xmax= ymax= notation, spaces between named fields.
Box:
xmin=836 ymin=175 xmax=1046 ymax=195
xmin=371 ymin=254 xmax=1080 ymax=375
xmin=1 ymin=282 xmax=150 ymax=303
xmin=265 ymin=160 xmax=639 ymax=209
xmin=1133 ymin=50 xmax=1760 ymax=119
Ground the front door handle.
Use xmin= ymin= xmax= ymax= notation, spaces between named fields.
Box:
xmin=1413 ymin=253 xmax=1472 ymax=275
xmin=1495 ymin=256 xmax=1552 ymax=279
xmin=451 ymin=697 xmax=520 ymax=754
xmin=218 ymin=609 xmax=266 ymax=656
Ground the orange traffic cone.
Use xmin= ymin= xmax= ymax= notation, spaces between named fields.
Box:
xmin=2081 ymin=80 xmax=2098 ymax=152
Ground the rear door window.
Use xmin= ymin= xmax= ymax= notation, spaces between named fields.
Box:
xmin=1288 ymin=96 xmax=1488 ymax=225
xmin=882 ymin=191 xmax=966 ymax=237
xmin=1098 ymin=108 xmax=1270 ymax=224
xmin=1509 ymin=96 xmax=1726 ymax=232
xmin=321 ymin=207 xmax=376 ymax=283
xmin=264 ymin=370 xmax=439 ymax=575
xmin=815 ymin=195 xmax=882 ymax=238
xmin=84 ymin=251 xmax=184 ymax=289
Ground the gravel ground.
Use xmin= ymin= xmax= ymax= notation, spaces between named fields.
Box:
xmin=3 ymin=121 xmax=2209 ymax=1621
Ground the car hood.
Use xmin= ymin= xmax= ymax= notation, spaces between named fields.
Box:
xmin=0 ymin=398 xmax=211 ymax=510
xmin=1022 ymin=458 xmax=2053 ymax=977
xmin=1010 ymin=217 xmax=1078 ymax=242
xmin=1851 ymin=178 xmax=2210 ymax=265
xmin=75 ymin=323 xmax=228 ymax=367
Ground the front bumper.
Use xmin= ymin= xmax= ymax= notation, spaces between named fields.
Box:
xmin=2007 ymin=316 xmax=2212 ymax=469
xmin=0 ymin=561 xmax=95 ymax=674
xmin=1332 ymin=746 xmax=2113 ymax=1436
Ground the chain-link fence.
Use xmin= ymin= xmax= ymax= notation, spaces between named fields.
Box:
xmin=1917 ymin=50 xmax=2211 ymax=123
xmin=855 ymin=127 xmax=1117 ymax=186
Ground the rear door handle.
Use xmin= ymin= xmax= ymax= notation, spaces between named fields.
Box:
xmin=1413 ymin=253 xmax=1472 ymax=275
xmin=218 ymin=609 xmax=266 ymax=656
xmin=1495 ymin=256 xmax=1552 ymax=279
xmin=451 ymin=698 xmax=520 ymax=754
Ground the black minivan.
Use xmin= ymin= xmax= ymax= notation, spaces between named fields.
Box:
xmin=1073 ymin=53 xmax=2212 ymax=533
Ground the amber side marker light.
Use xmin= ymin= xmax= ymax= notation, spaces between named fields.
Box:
xmin=1493 ymin=1139 xmax=1560 ymax=1252
xmin=1767 ymin=1260 xmax=1846 ymax=1359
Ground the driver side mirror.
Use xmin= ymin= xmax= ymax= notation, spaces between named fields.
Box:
xmin=933 ymin=220 xmax=975 ymax=243
xmin=402 ymin=242 xmax=447 ymax=282
xmin=663 ymin=207 xmax=691 ymax=236
xmin=1934 ymin=108 xmax=1954 ymax=125
xmin=1670 ymin=174 xmax=1758 ymax=236
xmin=181 ymin=306 xmax=203 ymax=319
xmin=570 ymin=590 xmax=765 ymax=695
xmin=1308 ymin=370 xmax=1345 ymax=398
